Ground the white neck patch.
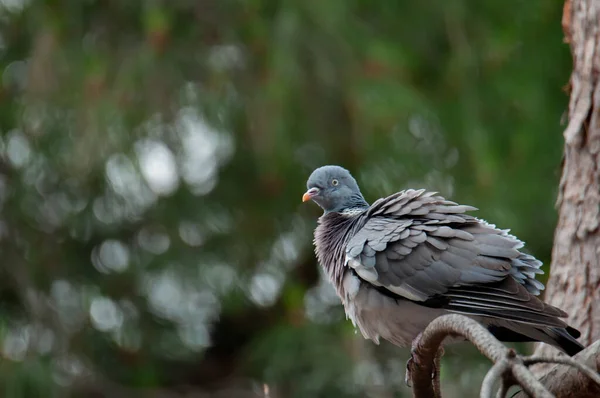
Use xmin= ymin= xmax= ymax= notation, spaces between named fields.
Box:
xmin=340 ymin=208 xmax=366 ymax=216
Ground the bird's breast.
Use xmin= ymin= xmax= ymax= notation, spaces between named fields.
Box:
xmin=313 ymin=213 xmax=360 ymax=298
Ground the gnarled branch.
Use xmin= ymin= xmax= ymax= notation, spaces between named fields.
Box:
xmin=407 ymin=314 xmax=600 ymax=398
xmin=513 ymin=341 xmax=600 ymax=398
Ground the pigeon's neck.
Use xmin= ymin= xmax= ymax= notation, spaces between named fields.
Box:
xmin=327 ymin=194 xmax=369 ymax=215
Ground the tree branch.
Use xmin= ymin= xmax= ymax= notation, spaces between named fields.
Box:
xmin=480 ymin=359 xmax=510 ymax=398
xmin=522 ymin=355 xmax=600 ymax=386
xmin=407 ymin=314 xmax=600 ymax=398
xmin=512 ymin=341 xmax=600 ymax=398
xmin=510 ymin=363 xmax=552 ymax=398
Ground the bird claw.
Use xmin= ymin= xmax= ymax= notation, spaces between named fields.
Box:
xmin=405 ymin=334 xmax=422 ymax=387
xmin=405 ymin=355 xmax=416 ymax=387
xmin=405 ymin=353 xmax=438 ymax=387
xmin=405 ymin=333 xmax=437 ymax=387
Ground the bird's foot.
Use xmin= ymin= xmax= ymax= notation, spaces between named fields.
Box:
xmin=404 ymin=333 xmax=424 ymax=387
xmin=404 ymin=355 xmax=416 ymax=387
xmin=404 ymin=333 xmax=441 ymax=387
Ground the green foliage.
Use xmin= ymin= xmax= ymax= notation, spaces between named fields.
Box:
xmin=0 ymin=0 xmax=568 ymax=396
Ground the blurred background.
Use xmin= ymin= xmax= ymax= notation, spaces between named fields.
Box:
xmin=0 ymin=0 xmax=570 ymax=397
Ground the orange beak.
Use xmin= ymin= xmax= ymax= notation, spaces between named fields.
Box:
xmin=302 ymin=187 xmax=320 ymax=202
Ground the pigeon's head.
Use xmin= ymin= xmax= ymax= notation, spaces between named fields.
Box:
xmin=302 ymin=165 xmax=368 ymax=213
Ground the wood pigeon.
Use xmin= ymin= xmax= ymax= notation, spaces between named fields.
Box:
xmin=302 ymin=165 xmax=583 ymax=356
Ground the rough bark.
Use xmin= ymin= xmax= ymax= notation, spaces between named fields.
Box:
xmin=536 ymin=0 xmax=600 ymax=358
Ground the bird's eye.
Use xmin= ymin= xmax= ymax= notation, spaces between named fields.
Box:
xmin=331 ymin=179 xmax=339 ymax=186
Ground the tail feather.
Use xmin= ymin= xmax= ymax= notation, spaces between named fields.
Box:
xmin=566 ymin=325 xmax=581 ymax=339
xmin=545 ymin=326 xmax=584 ymax=356
xmin=488 ymin=323 xmax=584 ymax=356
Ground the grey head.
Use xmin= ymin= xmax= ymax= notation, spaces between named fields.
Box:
xmin=302 ymin=165 xmax=369 ymax=213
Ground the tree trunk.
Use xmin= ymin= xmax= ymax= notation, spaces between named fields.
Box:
xmin=536 ymin=0 xmax=600 ymax=357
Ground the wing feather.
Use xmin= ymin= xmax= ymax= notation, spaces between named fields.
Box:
xmin=345 ymin=189 xmax=560 ymax=327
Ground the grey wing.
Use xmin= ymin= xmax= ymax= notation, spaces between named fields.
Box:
xmin=346 ymin=189 xmax=564 ymax=327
